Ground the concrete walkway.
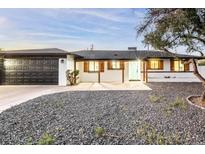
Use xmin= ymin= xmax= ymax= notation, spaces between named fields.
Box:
xmin=68 ymin=82 xmax=151 ymax=91
xmin=0 ymin=82 xmax=151 ymax=112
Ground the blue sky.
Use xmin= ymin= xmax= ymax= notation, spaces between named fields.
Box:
xmin=0 ymin=8 xmax=147 ymax=51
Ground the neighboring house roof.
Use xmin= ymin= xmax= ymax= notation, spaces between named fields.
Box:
xmin=0 ymin=48 xmax=69 ymax=56
xmin=71 ymin=50 xmax=201 ymax=60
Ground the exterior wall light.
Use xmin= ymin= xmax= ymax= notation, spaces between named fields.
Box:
xmin=61 ymin=59 xmax=64 ymax=63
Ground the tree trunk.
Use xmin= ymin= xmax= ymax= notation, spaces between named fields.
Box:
xmin=190 ymin=59 xmax=205 ymax=104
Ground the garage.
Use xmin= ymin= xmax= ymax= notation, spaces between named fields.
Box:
xmin=0 ymin=48 xmax=68 ymax=85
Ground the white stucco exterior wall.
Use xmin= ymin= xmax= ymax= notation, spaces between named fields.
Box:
xmin=198 ymin=66 xmax=205 ymax=77
xmin=148 ymin=72 xmax=200 ymax=82
xmin=77 ymin=61 xmax=130 ymax=83
xmin=147 ymin=59 xmax=205 ymax=82
xmin=58 ymin=55 xmax=75 ymax=86
xmin=58 ymin=58 xmax=67 ymax=86
xmin=67 ymin=55 xmax=74 ymax=70
xmin=100 ymin=61 xmax=127 ymax=82
xmin=77 ymin=61 xmax=98 ymax=82
xmin=60 ymin=57 xmax=205 ymax=85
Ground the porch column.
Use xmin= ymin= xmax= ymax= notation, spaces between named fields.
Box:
xmin=145 ymin=60 xmax=148 ymax=83
xmin=143 ymin=60 xmax=148 ymax=83
xmin=122 ymin=68 xmax=124 ymax=83
xmin=143 ymin=61 xmax=145 ymax=81
xmin=74 ymin=60 xmax=77 ymax=84
xmin=98 ymin=71 xmax=100 ymax=83
xmin=121 ymin=60 xmax=124 ymax=83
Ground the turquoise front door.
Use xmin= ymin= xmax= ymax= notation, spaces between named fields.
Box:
xmin=128 ymin=60 xmax=139 ymax=80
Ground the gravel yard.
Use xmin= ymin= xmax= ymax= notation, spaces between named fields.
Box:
xmin=0 ymin=83 xmax=205 ymax=145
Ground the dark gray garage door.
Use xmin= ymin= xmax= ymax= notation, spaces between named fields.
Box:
xmin=0 ymin=57 xmax=59 ymax=85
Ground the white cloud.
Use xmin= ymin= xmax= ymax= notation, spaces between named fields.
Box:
xmin=25 ymin=32 xmax=82 ymax=39
xmin=67 ymin=24 xmax=109 ymax=34
xmin=63 ymin=9 xmax=135 ymax=23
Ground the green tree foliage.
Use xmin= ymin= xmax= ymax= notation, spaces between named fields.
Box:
xmin=137 ymin=9 xmax=205 ymax=56
xmin=137 ymin=9 xmax=205 ymax=103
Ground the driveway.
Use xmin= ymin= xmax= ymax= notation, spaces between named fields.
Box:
xmin=0 ymin=82 xmax=151 ymax=112
xmin=0 ymin=85 xmax=70 ymax=112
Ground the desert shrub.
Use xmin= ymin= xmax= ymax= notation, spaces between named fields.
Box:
xmin=26 ymin=137 xmax=33 ymax=145
xmin=37 ymin=132 xmax=55 ymax=145
xmin=94 ymin=126 xmax=106 ymax=137
xmin=66 ymin=70 xmax=79 ymax=85
xmin=148 ymin=95 xmax=165 ymax=103
xmin=164 ymin=97 xmax=187 ymax=115
xmin=171 ymin=97 xmax=187 ymax=110
xmin=55 ymin=101 xmax=64 ymax=108
xmin=135 ymin=123 xmax=182 ymax=145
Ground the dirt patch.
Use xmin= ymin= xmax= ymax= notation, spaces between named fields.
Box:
xmin=188 ymin=95 xmax=205 ymax=109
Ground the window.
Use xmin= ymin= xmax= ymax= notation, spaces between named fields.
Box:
xmin=173 ymin=60 xmax=185 ymax=71
xmin=150 ymin=60 xmax=159 ymax=69
xmin=108 ymin=60 xmax=124 ymax=70
xmin=88 ymin=61 xmax=99 ymax=72
xmin=148 ymin=59 xmax=163 ymax=70
xmin=84 ymin=61 xmax=104 ymax=72
xmin=198 ymin=59 xmax=205 ymax=66
xmin=111 ymin=60 xmax=120 ymax=69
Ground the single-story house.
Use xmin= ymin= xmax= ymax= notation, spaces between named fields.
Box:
xmin=0 ymin=47 xmax=204 ymax=85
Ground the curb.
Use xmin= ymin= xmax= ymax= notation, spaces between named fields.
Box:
xmin=186 ymin=95 xmax=205 ymax=110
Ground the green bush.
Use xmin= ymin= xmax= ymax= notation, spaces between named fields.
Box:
xmin=94 ymin=126 xmax=106 ymax=137
xmin=148 ymin=95 xmax=165 ymax=103
xmin=164 ymin=97 xmax=187 ymax=115
xmin=37 ymin=133 xmax=55 ymax=145
xmin=135 ymin=123 xmax=182 ymax=144
xmin=171 ymin=97 xmax=187 ymax=110
xmin=27 ymin=137 xmax=33 ymax=145
xmin=66 ymin=70 xmax=79 ymax=86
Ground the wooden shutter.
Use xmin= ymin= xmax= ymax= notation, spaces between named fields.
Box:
xmin=120 ymin=61 xmax=124 ymax=69
xmin=84 ymin=61 xmax=89 ymax=72
xmin=147 ymin=60 xmax=151 ymax=69
xmin=170 ymin=60 xmax=174 ymax=71
xmin=184 ymin=63 xmax=189 ymax=72
xmin=159 ymin=60 xmax=164 ymax=70
xmin=107 ymin=61 xmax=112 ymax=70
xmin=99 ymin=61 xmax=104 ymax=72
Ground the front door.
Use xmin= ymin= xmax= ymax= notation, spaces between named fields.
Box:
xmin=129 ymin=60 xmax=140 ymax=81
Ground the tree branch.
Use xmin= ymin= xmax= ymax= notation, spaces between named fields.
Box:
xmin=190 ymin=58 xmax=205 ymax=82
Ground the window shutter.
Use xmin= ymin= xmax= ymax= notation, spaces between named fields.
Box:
xmin=84 ymin=61 xmax=89 ymax=72
xmin=147 ymin=61 xmax=151 ymax=69
xmin=107 ymin=61 xmax=112 ymax=70
xmin=184 ymin=63 xmax=189 ymax=71
xmin=120 ymin=61 xmax=124 ymax=69
xmin=99 ymin=61 xmax=104 ymax=72
xmin=159 ymin=60 xmax=164 ymax=70
xmin=170 ymin=60 xmax=174 ymax=71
